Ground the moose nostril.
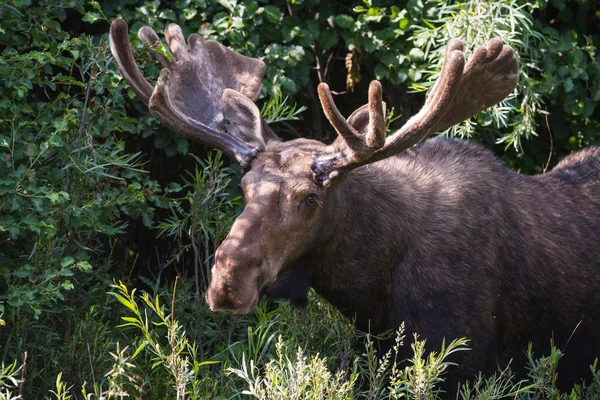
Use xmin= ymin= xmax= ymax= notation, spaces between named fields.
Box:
xmin=217 ymin=297 xmax=237 ymax=313
xmin=208 ymin=288 xmax=238 ymax=313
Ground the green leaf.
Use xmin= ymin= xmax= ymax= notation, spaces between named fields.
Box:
xmin=13 ymin=266 xmax=33 ymax=279
xmin=557 ymin=66 xmax=569 ymax=78
xmin=46 ymin=192 xmax=60 ymax=204
xmin=175 ymin=137 xmax=189 ymax=155
xmin=132 ymin=341 xmax=147 ymax=359
xmin=364 ymin=7 xmax=385 ymax=23
xmin=582 ymin=98 xmax=595 ymax=118
xmin=217 ymin=0 xmax=236 ymax=12
xmin=197 ymin=360 xmax=222 ymax=367
xmin=408 ymin=48 xmax=425 ymax=62
xmin=564 ymin=77 xmax=574 ymax=93
xmin=334 ymin=14 xmax=355 ymax=30
xmin=82 ymin=12 xmax=101 ymax=24
xmin=76 ymin=261 xmax=92 ymax=272
xmin=166 ymin=182 xmax=182 ymax=193
xmin=89 ymin=1 xmax=101 ymax=11
xmin=61 ymin=268 xmax=74 ymax=277
xmin=361 ymin=34 xmax=380 ymax=52
xmin=109 ymin=293 xmax=139 ymax=315
xmin=279 ymin=76 xmax=297 ymax=93
xmin=408 ymin=68 xmax=421 ymax=82
xmin=263 ymin=6 xmax=283 ymax=23
xmin=61 ymin=257 xmax=75 ymax=268
xmin=164 ymin=143 xmax=178 ymax=157
xmin=375 ymin=64 xmax=389 ymax=80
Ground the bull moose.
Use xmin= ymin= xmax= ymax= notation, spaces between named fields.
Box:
xmin=109 ymin=19 xmax=600 ymax=390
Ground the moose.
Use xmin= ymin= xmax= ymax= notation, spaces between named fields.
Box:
xmin=110 ymin=19 xmax=600 ymax=390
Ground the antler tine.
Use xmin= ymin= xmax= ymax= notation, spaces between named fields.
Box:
xmin=109 ymin=19 xmax=154 ymax=104
xmin=377 ymin=40 xmax=465 ymax=156
xmin=311 ymin=37 xmax=518 ymax=185
xmin=429 ymin=38 xmax=518 ymax=132
xmin=365 ymin=81 xmax=386 ymax=149
xmin=318 ymin=83 xmax=362 ymax=141
xmin=314 ymin=81 xmax=386 ymax=185
xmin=318 ymin=81 xmax=386 ymax=153
xmin=138 ymin=26 xmax=170 ymax=67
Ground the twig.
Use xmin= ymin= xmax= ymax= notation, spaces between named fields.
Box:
xmin=87 ymin=342 xmax=98 ymax=391
xmin=323 ymin=51 xmax=334 ymax=81
xmin=18 ymin=351 xmax=27 ymax=398
xmin=513 ymin=380 xmax=522 ymax=400
xmin=77 ymin=59 xmax=99 ymax=148
xmin=312 ymin=45 xmax=323 ymax=83
xmin=539 ymin=110 xmax=553 ymax=173
xmin=170 ymin=275 xmax=180 ymax=391
xmin=172 ymin=275 xmax=179 ymax=327
xmin=190 ymin=231 xmax=201 ymax=297
xmin=203 ymin=232 xmax=211 ymax=292
xmin=563 ymin=319 xmax=583 ymax=351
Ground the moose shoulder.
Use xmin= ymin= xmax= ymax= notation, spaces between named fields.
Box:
xmin=109 ymin=19 xmax=600 ymax=389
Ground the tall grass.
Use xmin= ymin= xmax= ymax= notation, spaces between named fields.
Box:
xmin=2 ymin=279 xmax=599 ymax=399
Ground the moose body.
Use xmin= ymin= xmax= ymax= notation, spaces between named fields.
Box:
xmin=109 ymin=18 xmax=600 ymax=390
xmin=270 ymin=137 xmax=600 ymax=384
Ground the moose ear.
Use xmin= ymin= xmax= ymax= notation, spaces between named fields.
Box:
xmin=221 ymin=89 xmax=280 ymax=150
xmin=347 ymin=102 xmax=387 ymax=135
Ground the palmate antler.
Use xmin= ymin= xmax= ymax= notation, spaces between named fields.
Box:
xmin=109 ymin=19 xmax=277 ymax=167
xmin=313 ymin=38 xmax=518 ymax=186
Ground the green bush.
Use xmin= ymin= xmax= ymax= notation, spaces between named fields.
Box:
xmin=1 ymin=0 xmax=599 ymax=398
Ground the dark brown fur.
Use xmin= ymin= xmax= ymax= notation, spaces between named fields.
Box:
xmin=309 ymin=138 xmax=600 ymax=387
xmin=213 ymin=137 xmax=600 ymax=390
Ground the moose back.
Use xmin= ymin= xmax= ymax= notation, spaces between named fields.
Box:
xmin=109 ymin=19 xmax=600 ymax=388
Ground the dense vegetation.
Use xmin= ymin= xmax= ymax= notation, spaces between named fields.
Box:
xmin=1 ymin=0 xmax=599 ymax=398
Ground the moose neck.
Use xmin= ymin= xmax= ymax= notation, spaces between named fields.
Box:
xmin=305 ymin=158 xmax=423 ymax=332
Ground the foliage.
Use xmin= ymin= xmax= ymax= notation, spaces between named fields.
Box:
xmin=156 ymin=153 xmax=240 ymax=295
xmin=408 ymin=0 xmax=545 ymax=149
xmin=3 ymin=282 xmax=600 ymax=398
xmin=1 ymin=0 xmax=599 ymax=398
xmin=0 ymin=0 xmax=159 ymax=321
xmin=228 ymin=335 xmax=358 ymax=399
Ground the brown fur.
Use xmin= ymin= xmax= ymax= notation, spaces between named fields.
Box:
xmin=207 ymin=137 xmax=600 ymax=389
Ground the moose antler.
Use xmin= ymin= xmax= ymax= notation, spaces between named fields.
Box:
xmin=313 ymin=38 xmax=518 ymax=186
xmin=109 ymin=19 xmax=277 ymax=167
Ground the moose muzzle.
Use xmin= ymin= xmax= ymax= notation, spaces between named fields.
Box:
xmin=205 ymin=244 xmax=265 ymax=314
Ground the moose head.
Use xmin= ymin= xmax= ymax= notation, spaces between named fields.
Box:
xmin=109 ymin=19 xmax=517 ymax=314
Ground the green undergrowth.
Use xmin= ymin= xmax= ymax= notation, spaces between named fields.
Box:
xmin=2 ymin=279 xmax=600 ymax=399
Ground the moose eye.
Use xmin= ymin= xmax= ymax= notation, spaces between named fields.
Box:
xmin=304 ymin=193 xmax=320 ymax=207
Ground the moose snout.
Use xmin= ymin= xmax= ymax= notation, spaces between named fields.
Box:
xmin=206 ymin=249 xmax=264 ymax=314
xmin=206 ymin=280 xmax=248 ymax=313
